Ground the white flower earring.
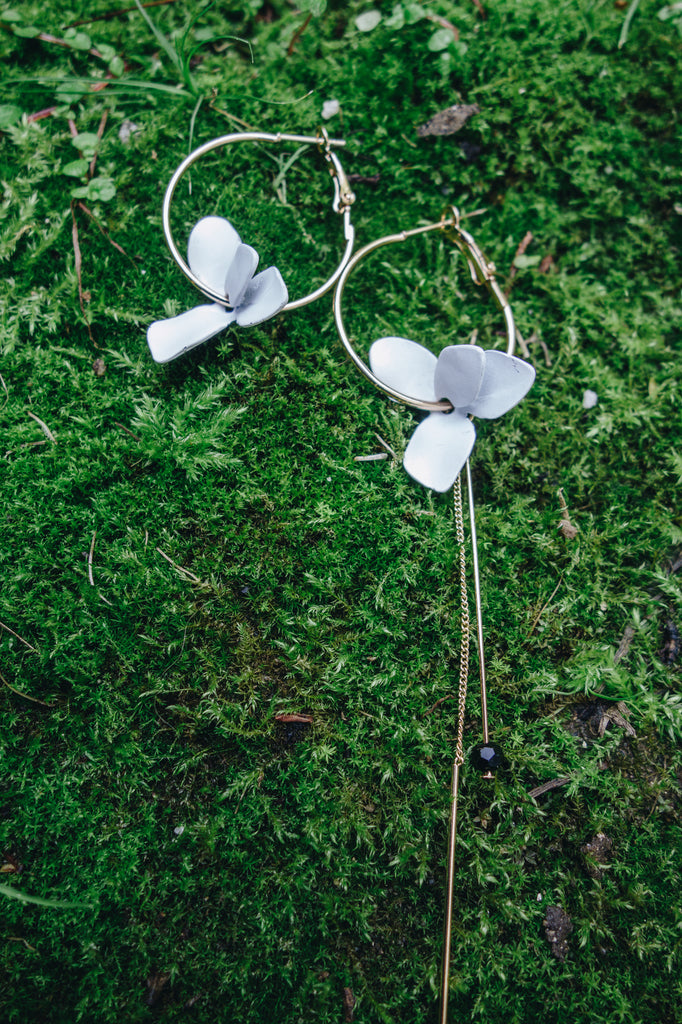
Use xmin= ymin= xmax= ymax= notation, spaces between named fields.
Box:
xmin=333 ymin=208 xmax=535 ymax=1024
xmin=148 ymin=130 xmax=356 ymax=363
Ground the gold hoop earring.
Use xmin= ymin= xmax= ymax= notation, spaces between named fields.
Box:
xmin=148 ymin=129 xmax=356 ymax=363
xmin=333 ymin=208 xmax=535 ymax=1024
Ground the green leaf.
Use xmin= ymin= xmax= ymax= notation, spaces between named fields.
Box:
xmin=63 ymin=28 xmax=92 ymax=51
xmin=55 ymin=82 xmax=88 ymax=102
xmin=0 ymin=883 xmax=93 ymax=909
xmin=385 ymin=4 xmax=405 ymax=29
xmin=13 ymin=24 xmax=40 ymax=38
xmin=108 ymin=56 xmax=125 ymax=77
xmin=95 ymin=43 xmax=117 ymax=62
xmin=298 ymin=0 xmax=327 ymax=14
xmin=428 ymin=27 xmax=453 ymax=51
xmin=71 ymin=177 xmax=117 ymax=202
xmin=0 ymin=9 xmax=23 ymax=22
xmin=355 ymin=10 xmax=382 ymax=32
xmin=88 ymin=177 xmax=116 ymax=201
xmin=512 ymin=253 xmax=542 ymax=269
xmin=403 ymin=2 xmax=426 ymax=24
xmin=71 ymin=132 xmax=100 ymax=157
xmin=62 ymin=158 xmax=90 ymax=177
xmin=0 ymin=104 xmax=22 ymax=129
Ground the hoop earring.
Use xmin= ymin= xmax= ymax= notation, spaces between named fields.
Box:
xmin=333 ymin=208 xmax=535 ymax=1024
xmin=148 ymin=129 xmax=356 ymax=363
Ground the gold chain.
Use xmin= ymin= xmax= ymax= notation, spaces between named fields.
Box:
xmin=453 ymin=474 xmax=470 ymax=767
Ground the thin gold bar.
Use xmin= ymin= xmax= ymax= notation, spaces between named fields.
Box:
xmin=465 ymin=459 xmax=489 ymax=744
xmin=439 ymin=762 xmax=461 ymax=1024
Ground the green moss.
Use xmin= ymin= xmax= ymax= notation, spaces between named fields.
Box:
xmin=0 ymin=1 xmax=681 ymax=1021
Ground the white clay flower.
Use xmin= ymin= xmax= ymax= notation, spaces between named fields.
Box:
xmin=147 ymin=216 xmax=288 ymax=363
xmin=369 ymin=337 xmax=536 ymax=491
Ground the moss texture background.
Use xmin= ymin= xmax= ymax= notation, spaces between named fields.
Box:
xmin=1 ymin=2 xmax=681 ymax=1021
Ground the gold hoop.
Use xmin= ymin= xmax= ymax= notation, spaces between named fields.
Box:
xmin=162 ymin=130 xmax=356 ymax=311
xmin=332 ymin=209 xmax=515 ymax=412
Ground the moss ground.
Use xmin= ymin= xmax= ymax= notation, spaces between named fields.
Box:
xmin=1 ymin=2 xmax=681 ymax=1021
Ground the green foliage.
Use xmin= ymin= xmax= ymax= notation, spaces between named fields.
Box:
xmin=0 ymin=1 xmax=681 ymax=1022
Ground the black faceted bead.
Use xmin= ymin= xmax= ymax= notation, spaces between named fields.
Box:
xmin=471 ymin=742 xmax=504 ymax=772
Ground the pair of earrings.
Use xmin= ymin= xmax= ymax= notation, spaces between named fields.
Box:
xmin=147 ymin=129 xmax=535 ymax=1023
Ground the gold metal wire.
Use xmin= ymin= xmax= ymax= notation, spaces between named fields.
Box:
xmin=332 ymin=211 xmax=516 ymax=412
xmin=161 ymin=131 xmax=356 ymax=311
xmin=452 ymin=473 xmax=470 ymax=768
xmin=439 ymin=471 xmax=472 ymax=1024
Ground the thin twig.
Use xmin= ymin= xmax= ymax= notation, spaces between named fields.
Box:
xmin=4 ymin=440 xmax=47 ymax=458
xmin=208 ymin=92 xmax=254 ymax=131
xmin=557 ymin=488 xmax=570 ymax=518
xmin=528 ymin=776 xmax=571 ymax=799
xmin=77 ymin=203 xmax=136 ymax=264
xmin=156 ymin=547 xmax=202 ymax=584
xmin=27 ymin=107 xmax=58 ymax=123
xmin=0 ymin=373 xmax=8 ymax=407
xmin=0 ymin=621 xmax=37 ymax=653
xmin=287 ymin=12 xmax=312 ymax=55
xmin=33 ymin=31 xmax=105 ymax=61
xmin=505 ymin=231 xmax=534 ymax=296
xmin=7 ymin=937 xmax=38 ymax=952
xmin=87 ymin=532 xmax=97 ymax=587
xmin=114 ymin=421 xmax=142 ymax=442
xmin=515 ymin=326 xmax=530 ymax=360
xmin=274 ymin=713 xmax=313 ymax=724
xmin=68 ymin=0 xmax=177 ymax=27
xmin=373 ymin=432 xmax=398 ymax=459
xmin=354 ymin=453 xmax=388 ymax=462
xmin=614 ymin=624 xmax=635 ymax=665
xmin=469 ymin=0 xmax=486 ymax=17
xmin=556 ymin=487 xmax=578 ymax=539
xmin=0 ymin=669 xmax=54 ymax=707
xmin=70 ymin=202 xmax=94 ymax=343
xmin=423 ymin=12 xmax=460 ymax=40
xmin=426 ymin=694 xmax=456 ymax=715
xmin=27 ymin=412 xmax=56 ymax=442
xmin=528 ymin=577 xmax=563 ymax=636
xmin=89 ymin=109 xmax=109 ymax=179
xmin=538 ymin=337 xmax=553 ymax=367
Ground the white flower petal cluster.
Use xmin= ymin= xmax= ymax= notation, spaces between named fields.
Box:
xmin=369 ymin=338 xmax=536 ymax=491
xmin=148 ymin=217 xmax=288 ymax=363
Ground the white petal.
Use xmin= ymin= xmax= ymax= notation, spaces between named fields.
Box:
xmin=368 ymin=337 xmax=438 ymax=402
xmin=467 ymin=350 xmax=535 ymax=418
xmin=433 ymin=345 xmax=485 ymax=408
xmin=187 ymin=217 xmax=241 ymax=296
xmin=147 ymin=304 xmax=235 ymax=363
xmin=224 ymin=244 xmax=258 ymax=307
xmin=235 ymin=267 xmax=288 ymax=326
xmin=403 ymin=412 xmax=476 ymax=492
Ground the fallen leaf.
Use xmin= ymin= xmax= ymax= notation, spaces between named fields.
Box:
xmin=417 ymin=103 xmax=480 ymax=137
